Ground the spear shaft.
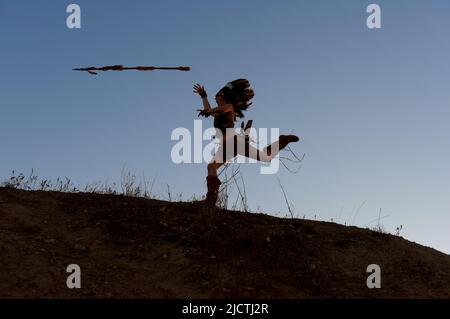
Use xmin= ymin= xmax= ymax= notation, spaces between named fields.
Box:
xmin=73 ymin=65 xmax=191 ymax=75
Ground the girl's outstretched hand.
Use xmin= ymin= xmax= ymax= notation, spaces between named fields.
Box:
xmin=193 ymin=83 xmax=207 ymax=97
xmin=197 ymin=109 xmax=211 ymax=117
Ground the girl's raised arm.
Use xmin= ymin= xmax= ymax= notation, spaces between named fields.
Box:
xmin=193 ymin=83 xmax=212 ymax=111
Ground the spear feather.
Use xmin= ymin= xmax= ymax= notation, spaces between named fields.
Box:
xmin=73 ymin=65 xmax=191 ymax=75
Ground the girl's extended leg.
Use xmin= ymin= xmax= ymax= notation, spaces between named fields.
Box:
xmin=236 ymin=134 xmax=300 ymax=162
xmin=202 ymin=134 xmax=299 ymax=206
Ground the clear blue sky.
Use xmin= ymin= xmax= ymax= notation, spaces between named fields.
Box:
xmin=1 ymin=1 xmax=449 ymax=254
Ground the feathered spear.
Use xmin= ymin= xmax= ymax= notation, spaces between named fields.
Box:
xmin=73 ymin=65 xmax=191 ymax=75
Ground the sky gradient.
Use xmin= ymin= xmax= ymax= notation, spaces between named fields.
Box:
xmin=1 ymin=1 xmax=449 ymax=253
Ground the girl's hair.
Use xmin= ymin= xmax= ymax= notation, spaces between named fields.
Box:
xmin=216 ymin=79 xmax=254 ymax=118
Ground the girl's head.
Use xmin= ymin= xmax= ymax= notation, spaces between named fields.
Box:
xmin=215 ymin=79 xmax=254 ymax=118
xmin=214 ymin=91 xmax=228 ymax=106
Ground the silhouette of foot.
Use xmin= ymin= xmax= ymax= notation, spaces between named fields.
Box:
xmin=265 ymin=134 xmax=300 ymax=156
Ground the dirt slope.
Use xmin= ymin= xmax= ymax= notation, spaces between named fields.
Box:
xmin=0 ymin=187 xmax=449 ymax=298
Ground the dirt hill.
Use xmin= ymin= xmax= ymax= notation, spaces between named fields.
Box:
xmin=0 ymin=187 xmax=449 ymax=298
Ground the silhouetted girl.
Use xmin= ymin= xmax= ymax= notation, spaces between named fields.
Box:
xmin=194 ymin=79 xmax=299 ymax=205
